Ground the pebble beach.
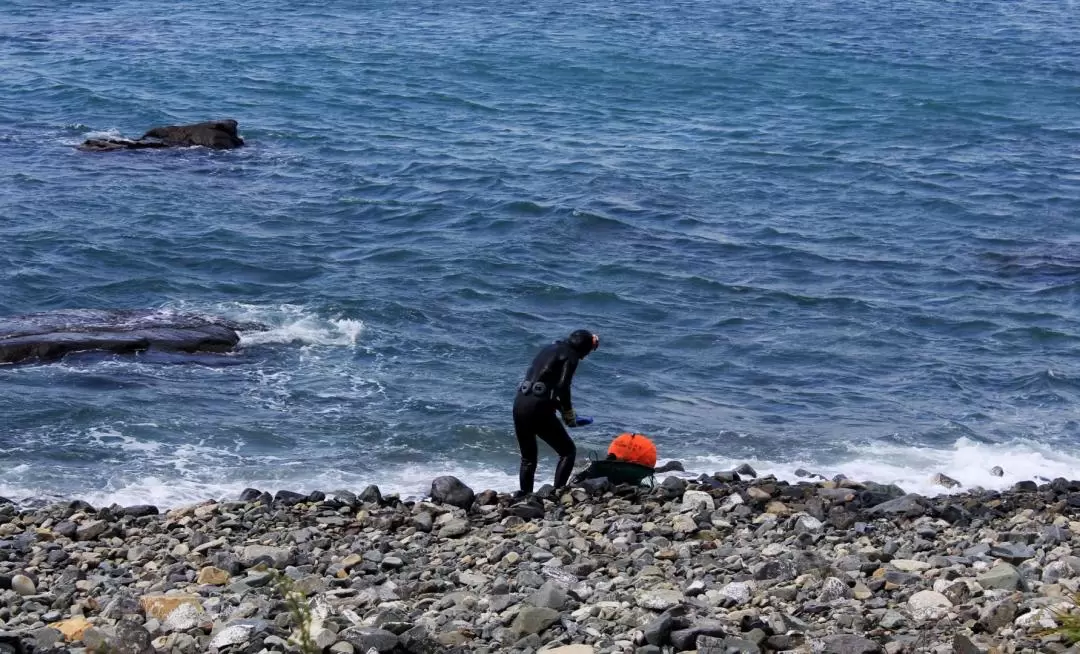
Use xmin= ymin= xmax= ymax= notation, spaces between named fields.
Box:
xmin=2 ymin=466 xmax=1080 ymax=654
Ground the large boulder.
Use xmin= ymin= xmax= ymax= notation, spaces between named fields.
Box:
xmin=430 ymin=476 xmax=475 ymax=509
xmin=79 ymin=119 xmax=244 ymax=151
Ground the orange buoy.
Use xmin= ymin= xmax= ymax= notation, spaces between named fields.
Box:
xmin=607 ymin=432 xmax=657 ymax=469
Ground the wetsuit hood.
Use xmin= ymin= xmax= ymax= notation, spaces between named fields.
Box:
xmin=567 ymin=329 xmax=599 ymax=358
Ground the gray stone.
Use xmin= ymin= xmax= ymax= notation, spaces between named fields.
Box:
xmin=412 ymin=512 xmax=433 ymax=533
xmin=795 ymin=514 xmax=824 ymax=533
xmin=1043 ymin=559 xmax=1079 ymax=584
xmin=636 ymin=589 xmax=684 ymax=611
xmin=209 ymin=623 xmax=256 ymax=649
xmin=241 ymin=544 xmax=292 ymax=569
xmin=509 ymin=606 xmax=560 ymax=638
xmin=818 ymin=577 xmax=852 ymax=602
xmin=866 ymin=494 xmax=926 ymax=517
xmin=719 ymin=581 xmax=752 ymax=605
xmin=907 ymin=590 xmax=952 ymax=621
xmin=10 ymin=574 xmax=35 ymax=596
xmin=820 ymin=634 xmax=885 ymax=654
xmin=753 ymin=558 xmax=797 ymax=581
xmin=989 ymin=466 xmax=1004 ymax=477
xmin=942 ymin=581 xmax=972 ymax=605
xmin=976 ymin=564 xmax=1024 ymax=591
xmin=977 ymin=599 xmax=1017 ymax=633
xmin=528 ymin=581 xmax=568 ymax=611
xmin=438 ymin=518 xmax=470 ymax=538
xmin=76 ymin=519 xmax=108 ymax=540
xmin=682 ymin=490 xmax=715 ymax=512
xmin=670 ymin=621 xmax=727 ymax=650
xmin=643 ymin=613 xmax=674 ymax=646
xmin=952 ymin=634 xmax=987 ymax=654
xmin=879 ymin=610 xmax=905 ymax=630
xmin=988 ymin=542 xmax=1035 ymax=563
xmin=339 ymin=627 xmax=400 ymax=652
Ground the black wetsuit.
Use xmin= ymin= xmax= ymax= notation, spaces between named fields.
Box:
xmin=513 ymin=340 xmax=581 ymax=494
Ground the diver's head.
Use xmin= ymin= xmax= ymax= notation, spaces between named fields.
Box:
xmin=567 ymin=329 xmax=599 ymax=358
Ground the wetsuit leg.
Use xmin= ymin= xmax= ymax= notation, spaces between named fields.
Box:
xmin=535 ymin=411 xmax=577 ymax=488
xmin=513 ymin=399 xmax=539 ymax=494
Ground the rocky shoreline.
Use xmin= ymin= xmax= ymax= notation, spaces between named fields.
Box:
xmin=2 ymin=467 xmax=1080 ymax=654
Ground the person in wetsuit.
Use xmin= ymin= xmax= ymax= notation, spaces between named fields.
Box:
xmin=513 ymin=329 xmax=599 ymax=495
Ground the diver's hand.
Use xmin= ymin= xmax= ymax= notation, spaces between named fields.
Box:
xmin=562 ymin=408 xmax=577 ymax=427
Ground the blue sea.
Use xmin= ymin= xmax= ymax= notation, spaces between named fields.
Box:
xmin=2 ymin=0 xmax=1079 ymax=507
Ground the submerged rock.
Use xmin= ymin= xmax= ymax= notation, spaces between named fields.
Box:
xmin=79 ymin=119 xmax=245 ymax=151
xmin=0 ymin=309 xmax=254 ymax=365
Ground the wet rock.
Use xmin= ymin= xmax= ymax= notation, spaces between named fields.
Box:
xmin=430 ymin=476 xmax=475 ymax=509
xmin=931 ymin=473 xmax=961 ymax=489
xmin=734 ymin=464 xmax=758 ymax=478
xmin=989 ymin=466 xmax=1004 ymax=477
xmin=359 ymin=485 xmax=383 ymax=504
xmin=274 ymin=490 xmax=306 ymax=505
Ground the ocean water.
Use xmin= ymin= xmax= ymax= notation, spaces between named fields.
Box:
xmin=1 ymin=0 xmax=1079 ymax=507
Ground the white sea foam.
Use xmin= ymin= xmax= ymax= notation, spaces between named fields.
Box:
xmin=683 ymin=436 xmax=1080 ymax=496
xmin=1 ymin=426 xmax=1074 ymax=509
xmin=216 ymin=303 xmax=364 ymax=347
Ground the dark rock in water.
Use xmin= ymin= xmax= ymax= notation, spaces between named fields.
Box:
xmin=119 ymin=505 xmax=158 ymax=517
xmin=795 ymin=468 xmax=813 ymax=478
xmin=712 ymin=471 xmax=741 ymax=483
xmin=0 ymin=309 xmax=251 ymax=365
xmin=734 ymin=463 xmax=758 ymax=478
xmin=1012 ymin=480 xmax=1037 ymax=492
xmin=990 ymin=466 xmax=1004 ymax=477
xmin=68 ymin=499 xmax=94 ymax=513
xmin=79 ymin=119 xmax=245 ymax=151
xmin=655 ymin=460 xmax=685 ymax=473
xmin=306 ymin=490 xmax=326 ymax=503
xmin=274 ymin=490 xmax=306 ymax=506
xmin=239 ymin=488 xmax=262 ymax=502
xmin=931 ymin=472 xmax=961 ymax=489
xmin=358 ymin=485 xmax=383 ymax=505
xmin=333 ymin=489 xmax=358 ymax=506
xmin=430 ymin=476 xmax=474 ymax=510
